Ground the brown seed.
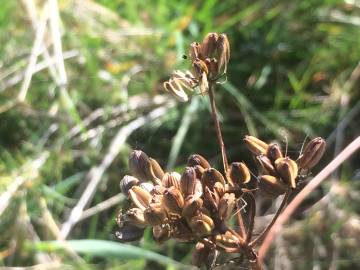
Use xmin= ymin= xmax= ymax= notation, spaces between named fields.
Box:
xmin=161 ymin=172 xmax=181 ymax=189
xmin=149 ymin=158 xmax=165 ymax=182
xmin=192 ymin=242 xmax=211 ymax=268
xmin=128 ymin=150 xmax=152 ymax=182
xmin=143 ymin=203 xmax=167 ymax=226
xmin=218 ymin=193 xmax=236 ymax=221
xmin=163 ymin=186 xmax=184 ymax=215
xmin=182 ymin=195 xmax=203 ymax=219
xmin=229 ymin=162 xmax=251 ymax=186
xmin=202 ymin=168 xmax=225 ymax=189
xmin=215 ymin=231 xmax=241 ymax=249
xmin=201 ymin=33 xmax=219 ymax=58
xmin=216 ymin=33 xmax=230 ymax=73
xmin=258 ymin=175 xmax=287 ymax=197
xmin=187 ymin=154 xmax=211 ymax=169
xmin=114 ymin=224 xmax=145 ymax=242
xmin=189 ymin=213 xmax=214 ymax=237
xmin=128 ymin=186 xmax=152 ymax=211
xmin=298 ymin=137 xmax=326 ymax=169
xmin=180 ymin=167 xmax=197 ymax=197
xmin=153 ymin=224 xmax=171 ymax=244
xmin=192 ymin=59 xmax=209 ymax=79
xmin=266 ymin=143 xmax=283 ymax=162
xmin=213 ymin=181 xmax=225 ymax=197
xmin=203 ymin=186 xmax=220 ymax=210
xmin=244 ymin=135 xmax=268 ymax=156
xmin=256 ymin=155 xmax=277 ymax=175
xmin=119 ymin=175 xmax=139 ymax=195
xmin=275 ymin=157 xmax=298 ymax=188
xmin=124 ymin=208 xmax=147 ymax=227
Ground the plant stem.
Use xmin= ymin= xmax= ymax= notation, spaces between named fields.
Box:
xmin=249 ymin=190 xmax=290 ymax=247
xmin=208 ymin=82 xmax=229 ymax=174
xmin=245 ymin=192 xmax=256 ymax=244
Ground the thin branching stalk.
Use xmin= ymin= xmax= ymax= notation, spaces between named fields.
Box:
xmin=245 ymin=192 xmax=256 ymax=244
xmin=250 ymin=190 xmax=290 ymax=247
xmin=208 ymin=82 xmax=229 ymax=174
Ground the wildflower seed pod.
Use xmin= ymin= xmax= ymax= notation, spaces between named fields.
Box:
xmin=124 ymin=208 xmax=147 ymax=227
xmin=163 ymin=186 xmax=184 ymax=215
xmin=153 ymin=224 xmax=171 ymax=244
xmin=149 ymin=158 xmax=165 ymax=181
xmin=243 ymin=135 xmax=268 ymax=156
xmin=201 ymin=32 xmax=219 ymax=58
xmin=128 ymin=186 xmax=152 ymax=211
xmin=128 ymin=150 xmax=152 ymax=182
xmin=119 ymin=175 xmax=139 ymax=195
xmin=180 ymin=167 xmax=197 ymax=197
xmin=199 ymin=71 xmax=209 ymax=95
xmin=206 ymin=58 xmax=219 ymax=78
xmin=218 ymin=193 xmax=236 ymax=221
xmin=266 ymin=143 xmax=283 ymax=162
xmin=229 ymin=162 xmax=251 ymax=186
xmin=189 ymin=213 xmax=214 ymax=237
xmin=213 ymin=181 xmax=225 ymax=197
xmin=192 ymin=58 xmax=209 ymax=79
xmin=187 ymin=154 xmax=211 ymax=169
xmin=182 ymin=195 xmax=203 ymax=219
xmin=115 ymin=224 xmax=145 ymax=242
xmin=189 ymin=42 xmax=202 ymax=61
xmin=215 ymin=231 xmax=241 ymax=249
xmin=216 ymin=33 xmax=230 ymax=73
xmin=275 ymin=157 xmax=298 ymax=189
xmin=163 ymin=79 xmax=190 ymax=102
xmin=298 ymin=137 xmax=326 ymax=170
xmin=259 ymin=175 xmax=287 ymax=197
xmin=161 ymin=172 xmax=181 ymax=189
xmin=202 ymin=168 xmax=225 ymax=189
xmin=143 ymin=203 xmax=167 ymax=226
xmin=192 ymin=242 xmax=211 ymax=268
xmin=203 ymin=186 xmax=220 ymax=210
xmin=256 ymin=155 xmax=277 ymax=175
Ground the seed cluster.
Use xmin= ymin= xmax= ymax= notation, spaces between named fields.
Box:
xmin=164 ymin=32 xmax=230 ymax=102
xmin=116 ymin=136 xmax=325 ymax=267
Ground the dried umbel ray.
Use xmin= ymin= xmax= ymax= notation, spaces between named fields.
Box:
xmin=116 ymin=136 xmax=325 ymax=268
xmin=116 ymin=33 xmax=327 ymax=269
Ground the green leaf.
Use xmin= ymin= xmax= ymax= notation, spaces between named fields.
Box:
xmin=35 ymin=240 xmax=187 ymax=268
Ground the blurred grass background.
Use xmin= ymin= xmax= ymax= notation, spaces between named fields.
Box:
xmin=0 ymin=0 xmax=359 ymax=269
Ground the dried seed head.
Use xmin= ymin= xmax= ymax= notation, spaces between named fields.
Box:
xmin=298 ymin=137 xmax=326 ymax=170
xmin=215 ymin=231 xmax=241 ymax=249
xmin=163 ymin=186 xmax=184 ymax=215
xmin=124 ymin=208 xmax=147 ymax=227
xmin=153 ymin=224 xmax=171 ymax=244
xmin=182 ymin=194 xmax=203 ymax=219
xmin=266 ymin=143 xmax=283 ymax=162
xmin=207 ymin=58 xmax=219 ymax=78
xmin=258 ymin=175 xmax=287 ymax=197
xmin=180 ymin=167 xmax=197 ymax=197
xmin=229 ymin=162 xmax=251 ymax=186
xmin=187 ymin=154 xmax=211 ymax=169
xmin=218 ymin=193 xmax=236 ymax=221
xmin=162 ymin=172 xmax=181 ymax=189
xmin=216 ymin=33 xmax=230 ymax=73
xmin=189 ymin=213 xmax=214 ymax=237
xmin=256 ymin=155 xmax=277 ymax=175
xmin=119 ymin=175 xmax=139 ymax=195
xmin=128 ymin=186 xmax=152 ymax=211
xmin=243 ymin=135 xmax=268 ymax=156
xmin=115 ymin=224 xmax=145 ymax=242
xmin=202 ymin=168 xmax=225 ymax=189
xmin=201 ymin=33 xmax=219 ymax=58
xmin=143 ymin=203 xmax=167 ymax=226
xmin=128 ymin=150 xmax=152 ymax=182
xmin=275 ymin=157 xmax=298 ymax=189
xmin=164 ymin=79 xmax=190 ymax=102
